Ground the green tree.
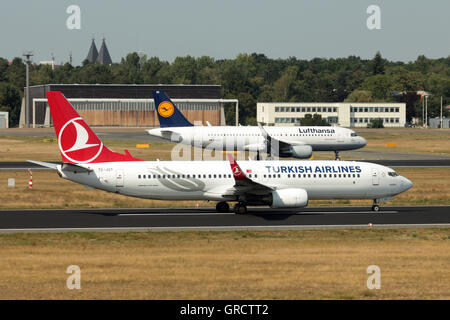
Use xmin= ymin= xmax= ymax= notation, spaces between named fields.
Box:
xmin=6 ymin=58 xmax=26 ymax=93
xmin=300 ymin=114 xmax=330 ymax=126
xmin=371 ymin=51 xmax=385 ymax=75
xmin=368 ymin=118 xmax=384 ymax=128
xmin=0 ymin=83 xmax=21 ymax=126
xmin=345 ymin=90 xmax=372 ymax=102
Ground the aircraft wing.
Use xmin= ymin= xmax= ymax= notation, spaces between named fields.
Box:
xmin=257 ymin=123 xmax=296 ymax=154
xmin=147 ymin=129 xmax=182 ymax=142
xmin=226 ymin=153 xmax=274 ymax=194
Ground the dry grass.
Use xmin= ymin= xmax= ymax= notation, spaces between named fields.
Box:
xmin=355 ymin=128 xmax=450 ymax=156
xmin=0 ymin=136 xmax=174 ymax=162
xmin=0 ymin=168 xmax=448 ymax=209
xmin=0 ymin=229 xmax=449 ymax=299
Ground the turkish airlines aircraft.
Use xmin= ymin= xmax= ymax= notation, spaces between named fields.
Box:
xmin=148 ymin=90 xmax=367 ymax=160
xmin=30 ymin=91 xmax=412 ymax=214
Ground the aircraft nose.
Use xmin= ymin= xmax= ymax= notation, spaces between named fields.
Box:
xmin=402 ymin=177 xmax=413 ymax=191
xmin=360 ymin=137 xmax=367 ymax=147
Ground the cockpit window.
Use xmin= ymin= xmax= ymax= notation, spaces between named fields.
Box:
xmin=388 ymin=171 xmax=399 ymax=177
xmin=350 ymin=132 xmax=358 ymax=137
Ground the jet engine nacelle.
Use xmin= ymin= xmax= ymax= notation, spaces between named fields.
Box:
xmin=289 ymin=145 xmax=313 ymax=159
xmin=270 ymin=188 xmax=308 ymax=208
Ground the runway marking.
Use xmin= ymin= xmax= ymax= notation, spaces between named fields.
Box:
xmin=116 ymin=210 xmax=399 ymax=216
xmin=1 ymin=223 xmax=450 ymax=233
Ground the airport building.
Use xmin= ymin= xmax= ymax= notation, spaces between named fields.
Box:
xmin=21 ymin=84 xmax=229 ymax=128
xmin=257 ymin=102 xmax=406 ymax=127
xmin=0 ymin=111 xmax=8 ymax=128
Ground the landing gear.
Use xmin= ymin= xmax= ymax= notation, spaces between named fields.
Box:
xmin=216 ymin=201 xmax=230 ymax=213
xmin=372 ymin=199 xmax=380 ymax=212
xmin=233 ymin=202 xmax=248 ymax=215
xmin=254 ymin=150 xmax=261 ymax=161
xmin=334 ymin=151 xmax=340 ymax=160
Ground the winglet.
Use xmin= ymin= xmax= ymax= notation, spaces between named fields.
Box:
xmin=227 ymin=153 xmax=246 ymax=181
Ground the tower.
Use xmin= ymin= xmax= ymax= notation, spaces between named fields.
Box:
xmin=85 ymin=38 xmax=98 ymax=63
xmin=96 ymin=38 xmax=112 ymax=65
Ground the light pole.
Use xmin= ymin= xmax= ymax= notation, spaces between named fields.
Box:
xmin=22 ymin=51 xmax=34 ymax=128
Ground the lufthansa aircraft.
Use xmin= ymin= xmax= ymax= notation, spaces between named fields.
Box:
xmin=147 ymin=90 xmax=367 ymax=160
xmin=30 ymin=91 xmax=412 ymax=214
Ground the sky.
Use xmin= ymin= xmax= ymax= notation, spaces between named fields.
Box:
xmin=0 ymin=0 xmax=449 ymax=66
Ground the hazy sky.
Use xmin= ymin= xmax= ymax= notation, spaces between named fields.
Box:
xmin=1 ymin=0 xmax=449 ymax=65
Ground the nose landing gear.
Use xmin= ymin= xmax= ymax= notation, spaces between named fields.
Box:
xmin=334 ymin=151 xmax=340 ymax=160
xmin=372 ymin=199 xmax=380 ymax=212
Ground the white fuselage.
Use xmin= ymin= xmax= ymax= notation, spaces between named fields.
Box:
xmin=57 ymin=160 xmax=412 ymax=205
xmin=148 ymin=126 xmax=367 ymax=152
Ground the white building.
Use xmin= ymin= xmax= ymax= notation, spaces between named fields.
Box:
xmin=0 ymin=111 xmax=8 ymax=128
xmin=257 ymin=102 xmax=406 ymax=127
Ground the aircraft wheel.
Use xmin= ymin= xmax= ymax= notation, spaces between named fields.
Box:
xmin=216 ymin=202 xmax=230 ymax=213
xmin=372 ymin=205 xmax=380 ymax=212
xmin=234 ymin=203 xmax=247 ymax=215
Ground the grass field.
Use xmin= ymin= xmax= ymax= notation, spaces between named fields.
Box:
xmin=0 ymin=229 xmax=449 ymax=299
xmin=0 ymin=168 xmax=449 ymax=209
xmin=355 ymin=128 xmax=450 ymax=157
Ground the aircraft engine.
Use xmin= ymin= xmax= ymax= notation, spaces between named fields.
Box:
xmin=270 ymin=188 xmax=308 ymax=208
xmin=289 ymin=145 xmax=313 ymax=159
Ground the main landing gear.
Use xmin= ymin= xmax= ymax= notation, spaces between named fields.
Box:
xmin=372 ymin=199 xmax=380 ymax=212
xmin=233 ymin=202 xmax=247 ymax=215
xmin=216 ymin=201 xmax=230 ymax=213
xmin=215 ymin=201 xmax=248 ymax=214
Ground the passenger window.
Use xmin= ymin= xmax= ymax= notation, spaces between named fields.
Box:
xmin=138 ymin=175 xmax=141 ymax=179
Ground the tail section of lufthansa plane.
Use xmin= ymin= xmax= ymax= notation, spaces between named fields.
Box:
xmin=152 ymin=90 xmax=193 ymax=128
xmin=46 ymin=91 xmax=142 ymax=164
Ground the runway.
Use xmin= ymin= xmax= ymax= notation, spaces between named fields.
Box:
xmin=0 ymin=206 xmax=449 ymax=233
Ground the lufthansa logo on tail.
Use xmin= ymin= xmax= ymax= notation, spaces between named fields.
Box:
xmin=158 ymin=101 xmax=175 ymax=118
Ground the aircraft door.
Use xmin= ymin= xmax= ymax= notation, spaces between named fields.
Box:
xmin=371 ymin=168 xmax=379 ymax=186
xmin=337 ymin=131 xmax=345 ymax=142
xmin=116 ymin=169 xmax=124 ymax=187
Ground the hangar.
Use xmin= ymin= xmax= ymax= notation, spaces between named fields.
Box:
xmin=21 ymin=84 xmax=228 ymax=128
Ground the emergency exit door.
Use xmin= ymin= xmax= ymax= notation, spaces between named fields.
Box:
xmin=371 ymin=168 xmax=379 ymax=185
xmin=116 ymin=170 xmax=124 ymax=187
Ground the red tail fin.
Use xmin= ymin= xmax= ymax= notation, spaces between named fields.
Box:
xmin=47 ymin=91 xmax=142 ymax=164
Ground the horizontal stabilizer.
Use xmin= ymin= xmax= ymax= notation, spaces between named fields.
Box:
xmin=27 ymin=160 xmax=59 ymax=170
xmin=61 ymin=163 xmax=93 ymax=173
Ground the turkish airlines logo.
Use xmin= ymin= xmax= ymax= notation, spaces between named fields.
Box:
xmin=58 ymin=117 xmax=103 ymax=163
xmin=233 ymin=166 xmax=242 ymax=176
